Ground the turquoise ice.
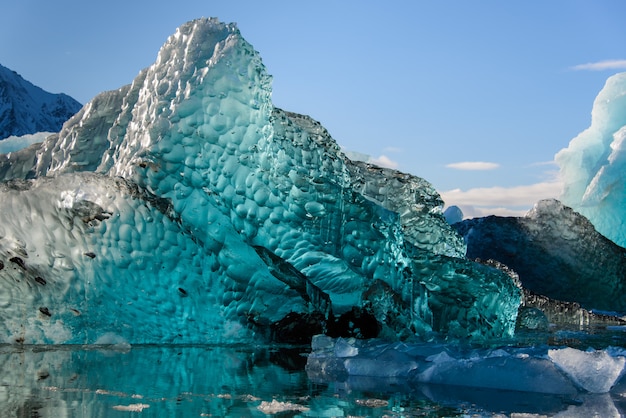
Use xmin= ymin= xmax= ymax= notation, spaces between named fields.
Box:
xmin=0 ymin=18 xmax=521 ymax=344
xmin=557 ymin=72 xmax=626 ymax=247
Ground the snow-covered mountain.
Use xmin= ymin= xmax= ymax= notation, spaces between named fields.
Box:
xmin=0 ymin=63 xmax=82 ymax=139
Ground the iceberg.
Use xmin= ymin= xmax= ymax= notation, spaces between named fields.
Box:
xmin=453 ymin=199 xmax=626 ymax=312
xmin=0 ymin=18 xmax=520 ymax=344
xmin=0 ymin=132 xmax=52 ymax=154
xmin=556 ymin=72 xmax=626 ymax=247
xmin=306 ymin=335 xmax=626 ymax=394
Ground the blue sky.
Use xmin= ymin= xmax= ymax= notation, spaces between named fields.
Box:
xmin=2 ymin=1 xmax=626 ymax=217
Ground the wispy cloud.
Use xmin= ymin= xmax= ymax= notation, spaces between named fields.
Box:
xmin=446 ymin=161 xmax=500 ymax=171
xmin=571 ymin=59 xmax=626 ymax=71
xmin=371 ymin=155 xmax=399 ymax=169
xmin=527 ymin=160 xmax=558 ymax=168
xmin=343 ymin=149 xmax=400 ymax=169
xmin=440 ymin=180 xmax=563 ymax=219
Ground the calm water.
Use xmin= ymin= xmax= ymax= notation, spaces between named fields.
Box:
xmin=1 ymin=341 xmax=626 ymax=417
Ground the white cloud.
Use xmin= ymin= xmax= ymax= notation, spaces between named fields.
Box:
xmin=571 ymin=59 xmax=626 ymax=71
xmin=455 ymin=205 xmax=530 ymax=219
xmin=343 ymin=149 xmax=400 ymax=169
xmin=370 ymin=154 xmax=399 ymax=169
xmin=528 ymin=160 xmax=558 ymax=168
xmin=440 ymin=180 xmax=563 ymax=219
xmin=446 ymin=161 xmax=500 ymax=171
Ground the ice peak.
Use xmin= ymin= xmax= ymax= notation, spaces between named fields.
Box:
xmin=556 ymin=72 xmax=626 ymax=246
xmin=0 ymin=19 xmax=519 ymax=344
xmin=156 ymin=18 xmax=240 ymax=72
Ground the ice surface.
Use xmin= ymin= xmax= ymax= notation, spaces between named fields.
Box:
xmin=454 ymin=199 xmax=626 ymax=312
xmin=556 ymin=72 xmax=626 ymax=247
xmin=0 ymin=18 xmax=521 ymax=343
xmin=443 ymin=205 xmax=463 ymax=224
xmin=0 ymin=173 xmax=300 ymax=344
xmin=548 ymin=347 xmax=626 ymax=393
xmin=307 ymin=336 xmax=626 ymax=394
xmin=0 ymin=132 xmax=51 ymax=153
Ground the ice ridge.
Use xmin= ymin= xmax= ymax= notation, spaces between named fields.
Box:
xmin=556 ymin=72 xmax=626 ymax=247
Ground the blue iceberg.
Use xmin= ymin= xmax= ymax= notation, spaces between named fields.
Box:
xmin=557 ymin=72 xmax=626 ymax=247
xmin=454 ymin=199 xmax=626 ymax=313
xmin=306 ymin=335 xmax=626 ymax=394
xmin=0 ymin=18 xmax=521 ymax=345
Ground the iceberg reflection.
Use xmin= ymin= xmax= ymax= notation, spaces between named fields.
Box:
xmin=1 ymin=343 xmax=626 ymax=417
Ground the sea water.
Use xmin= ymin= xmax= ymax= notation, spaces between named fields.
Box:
xmin=0 ymin=344 xmax=462 ymax=417
xmin=3 ymin=327 xmax=626 ymax=418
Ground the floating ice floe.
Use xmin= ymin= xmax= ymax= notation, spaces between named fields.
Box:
xmin=306 ymin=335 xmax=626 ymax=394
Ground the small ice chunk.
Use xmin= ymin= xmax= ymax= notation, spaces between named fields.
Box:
xmin=94 ymin=332 xmax=131 ymax=350
xmin=311 ymin=334 xmax=334 ymax=351
xmin=112 ymin=403 xmax=150 ymax=412
xmin=345 ymin=357 xmax=417 ymax=377
xmin=257 ymin=400 xmax=309 ymax=414
xmin=443 ymin=205 xmax=463 ymax=224
xmin=334 ymin=338 xmax=358 ymax=357
xmin=425 ymin=350 xmax=455 ymax=363
xmin=548 ymin=347 xmax=626 ymax=393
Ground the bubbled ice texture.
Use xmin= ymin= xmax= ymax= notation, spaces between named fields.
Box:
xmin=0 ymin=18 xmax=520 ymax=344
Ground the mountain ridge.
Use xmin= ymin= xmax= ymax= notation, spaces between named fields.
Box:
xmin=0 ymin=63 xmax=82 ymax=139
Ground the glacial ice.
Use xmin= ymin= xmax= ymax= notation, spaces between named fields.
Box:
xmin=548 ymin=347 xmax=626 ymax=393
xmin=0 ymin=132 xmax=51 ymax=154
xmin=454 ymin=199 xmax=626 ymax=312
xmin=0 ymin=18 xmax=521 ymax=344
xmin=556 ymin=72 xmax=626 ymax=247
xmin=307 ymin=336 xmax=626 ymax=394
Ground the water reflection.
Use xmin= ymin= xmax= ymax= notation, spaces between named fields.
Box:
xmin=0 ymin=344 xmax=624 ymax=417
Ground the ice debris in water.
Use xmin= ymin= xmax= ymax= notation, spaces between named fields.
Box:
xmin=112 ymin=404 xmax=150 ymax=412
xmin=307 ymin=336 xmax=626 ymax=394
xmin=257 ymin=400 xmax=309 ymax=414
xmin=556 ymin=72 xmax=626 ymax=247
xmin=0 ymin=17 xmax=522 ymax=344
xmin=548 ymin=347 xmax=626 ymax=393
